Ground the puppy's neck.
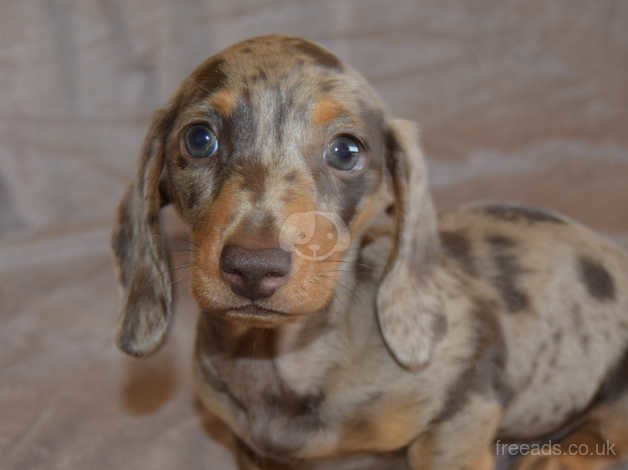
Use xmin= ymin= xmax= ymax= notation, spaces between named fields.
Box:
xmin=195 ymin=235 xmax=390 ymax=399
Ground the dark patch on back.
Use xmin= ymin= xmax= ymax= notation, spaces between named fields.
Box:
xmin=571 ymin=304 xmax=591 ymax=353
xmin=598 ymin=343 xmax=628 ymax=403
xmin=433 ymin=298 xmax=511 ymax=423
xmin=486 ymin=235 xmax=530 ymax=312
xmin=481 ymin=204 xmax=566 ymax=224
xmin=440 ymin=230 xmax=477 ymax=275
xmin=578 ymin=256 xmax=616 ymax=302
xmin=292 ymin=41 xmax=343 ymax=71
xmin=486 ymin=234 xmax=516 ymax=248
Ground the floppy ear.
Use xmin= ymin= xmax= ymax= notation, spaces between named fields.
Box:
xmin=111 ymin=108 xmax=175 ymax=357
xmin=376 ymin=119 xmax=444 ymax=370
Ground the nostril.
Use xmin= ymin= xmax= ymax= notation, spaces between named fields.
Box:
xmin=223 ymin=266 xmax=244 ymax=277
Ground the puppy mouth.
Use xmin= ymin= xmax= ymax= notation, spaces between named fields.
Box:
xmin=220 ymin=305 xmax=301 ymax=327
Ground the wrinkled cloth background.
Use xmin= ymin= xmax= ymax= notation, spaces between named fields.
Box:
xmin=2 ymin=2 xmax=628 ymax=469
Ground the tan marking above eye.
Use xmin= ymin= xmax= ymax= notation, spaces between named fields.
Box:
xmin=209 ymin=89 xmax=239 ymax=118
xmin=312 ymin=98 xmax=347 ymax=126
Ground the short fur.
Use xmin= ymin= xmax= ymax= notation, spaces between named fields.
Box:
xmin=112 ymin=35 xmax=628 ymax=470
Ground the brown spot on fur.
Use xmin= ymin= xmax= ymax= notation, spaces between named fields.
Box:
xmin=176 ymin=156 xmax=188 ymax=169
xmin=578 ymin=256 xmax=616 ymax=302
xmin=440 ymin=230 xmax=477 ymax=275
xmin=486 ymin=234 xmax=516 ymax=248
xmin=320 ymin=80 xmax=336 ymax=93
xmin=186 ymin=188 xmax=199 ymax=209
xmin=112 ymin=197 xmax=132 ymax=286
xmin=599 ymin=343 xmax=628 ymax=403
xmin=312 ymin=98 xmax=346 ymax=126
xmin=338 ymin=174 xmax=368 ymax=224
xmin=480 ymin=204 xmax=566 ymax=224
xmin=240 ymin=160 xmax=268 ymax=205
xmin=340 ymin=404 xmax=421 ymax=453
xmin=284 ymin=170 xmax=297 ymax=183
xmin=291 ymin=41 xmax=343 ymax=71
xmin=281 ymin=188 xmax=298 ymax=204
xmin=189 ymin=58 xmax=228 ymax=98
xmin=486 ymin=235 xmax=529 ymax=312
xmin=210 ymin=89 xmax=239 ymax=118
xmin=147 ymin=213 xmax=159 ymax=229
xmin=433 ymin=298 xmax=511 ymax=423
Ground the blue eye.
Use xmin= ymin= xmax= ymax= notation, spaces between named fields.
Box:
xmin=184 ymin=124 xmax=218 ymax=158
xmin=324 ymin=136 xmax=362 ymax=171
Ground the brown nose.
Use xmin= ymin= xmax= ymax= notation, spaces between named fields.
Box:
xmin=220 ymin=245 xmax=292 ymax=300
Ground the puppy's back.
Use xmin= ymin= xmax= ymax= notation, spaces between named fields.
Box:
xmin=438 ymin=202 xmax=628 ymax=439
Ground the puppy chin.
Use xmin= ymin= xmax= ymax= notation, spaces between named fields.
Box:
xmin=221 ymin=305 xmax=303 ymax=328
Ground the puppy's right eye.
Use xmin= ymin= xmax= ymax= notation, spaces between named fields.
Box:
xmin=183 ymin=124 xmax=218 ymax=158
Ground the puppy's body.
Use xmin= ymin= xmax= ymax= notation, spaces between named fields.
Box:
xmin=112 ymin=36 xmax=628 ymax=469
xmin=195 ymin=205 xmax=628 ymax=467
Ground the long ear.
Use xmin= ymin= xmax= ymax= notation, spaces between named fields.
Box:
xmin=111 ymin=108 xmax=175 ymax=357
xmin=376 ymin=119 xmax=444 ymax=370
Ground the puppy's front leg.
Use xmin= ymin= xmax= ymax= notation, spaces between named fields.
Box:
xmin=407 ymin=397 xmax=503 ymax=470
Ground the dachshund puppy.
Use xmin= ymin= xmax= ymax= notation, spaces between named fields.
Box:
xmin=112 ymin=35 xmax=628 ymax=470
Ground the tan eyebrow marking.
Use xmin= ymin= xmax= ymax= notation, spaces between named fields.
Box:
xmin=312 ymin=98 xmax=347 ymax=126
xmin=209 ymin=89 xmax=238 ymax=118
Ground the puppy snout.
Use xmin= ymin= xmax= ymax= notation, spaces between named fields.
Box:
xmin=220 ymin=245 xmax=292 ymax=300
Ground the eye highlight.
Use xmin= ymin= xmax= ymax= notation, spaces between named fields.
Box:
xmin=323 ymin=135 xmax=363 ymax=171
xmin=183 ymin=124 xmax=218 ymax=158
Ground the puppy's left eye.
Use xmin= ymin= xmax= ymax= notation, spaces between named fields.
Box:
xmin=324 ymin=136 xmax=363 ymax=171
xmin=183 ymin=124 xmax=218 ymax=158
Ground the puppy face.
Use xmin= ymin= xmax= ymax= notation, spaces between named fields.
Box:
xmin=164 ymin=36 xmax=390 ymax=322
xmin=113 ymin=35 xmax=439 ymax=366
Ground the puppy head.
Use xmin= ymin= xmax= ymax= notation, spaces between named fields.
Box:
xmin=112 ymin=35 xmax=441 ymax=366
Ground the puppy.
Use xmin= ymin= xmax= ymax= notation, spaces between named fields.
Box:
xmin=112 ymin=35 xmax=628 ymax=470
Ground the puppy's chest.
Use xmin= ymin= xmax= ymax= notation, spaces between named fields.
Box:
xmin=201 ymin=325 xmax=343 ymax=458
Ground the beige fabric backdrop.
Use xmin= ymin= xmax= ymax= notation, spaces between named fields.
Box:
xmin=1 ymin=1 xmax=627 ymax=469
